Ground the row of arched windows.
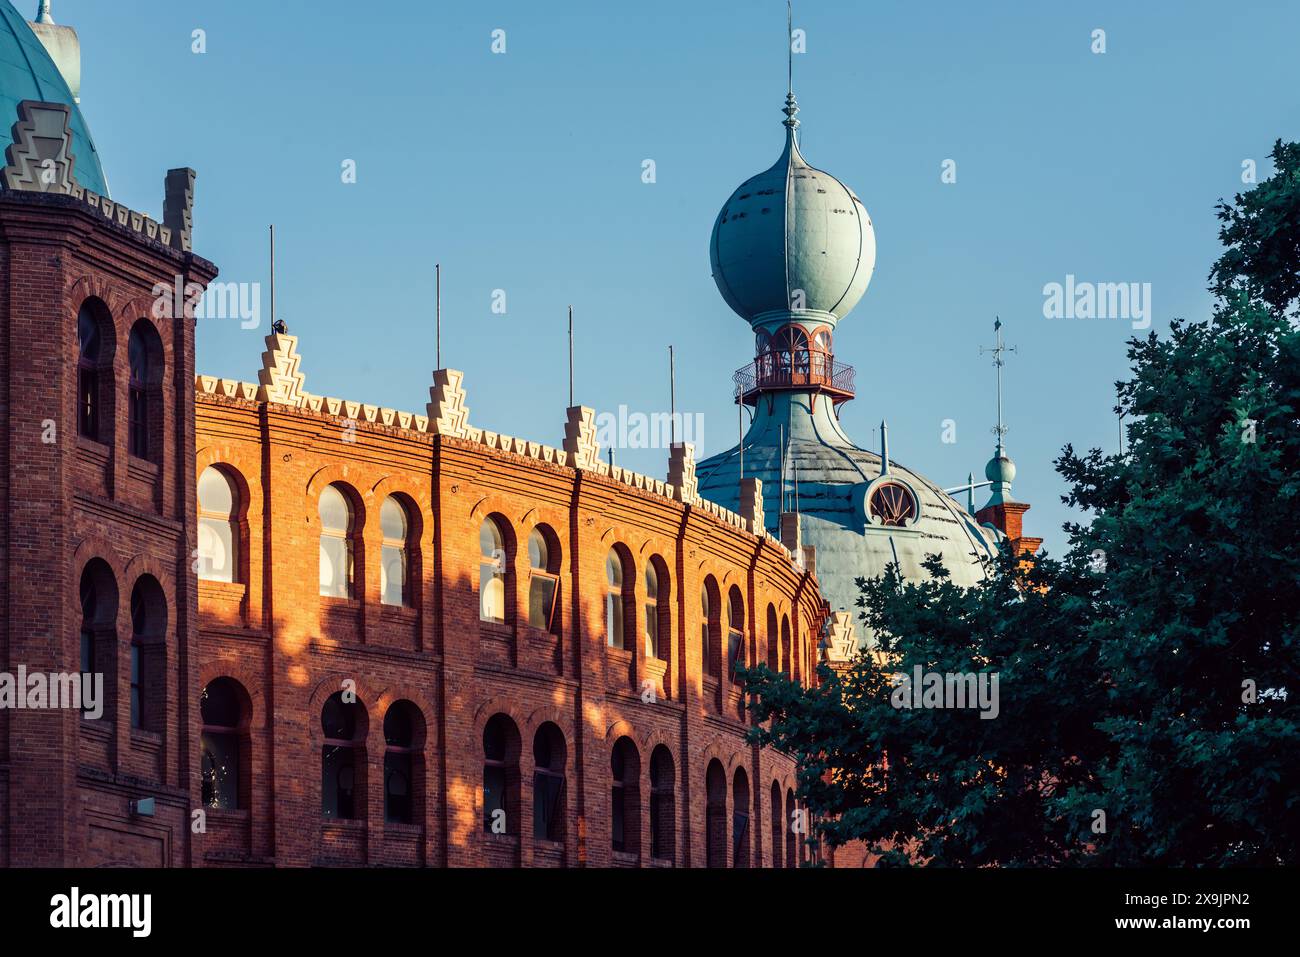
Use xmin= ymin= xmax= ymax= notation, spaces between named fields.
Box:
xmin=196 ymin=472 xmax=422 ymax=611
xmin=198 ymin=684 xmax=804 ymax=865
xmin=195 ymin=469 xmax=810 ymax=684
xmin=754 ymin=323 xmax=834 ymax=380
xmin=78 ymin=559 xmax=167 ymax=731
xmin=76 ymin=298 xmax=164 ymax=463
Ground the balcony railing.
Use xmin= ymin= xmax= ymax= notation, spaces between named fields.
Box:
xmin=734 ymin=353 xmax=856 ymax=404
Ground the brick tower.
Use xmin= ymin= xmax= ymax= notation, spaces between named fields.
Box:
xmin=0 ymin=96 xmax=216 ymax=865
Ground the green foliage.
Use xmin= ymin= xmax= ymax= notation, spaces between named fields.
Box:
xmin=743 ymin=142 xmax=1300 ymax=867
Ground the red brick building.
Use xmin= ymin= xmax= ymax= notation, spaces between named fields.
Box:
xmin=0 ymin=98 xmax=827 ymax=868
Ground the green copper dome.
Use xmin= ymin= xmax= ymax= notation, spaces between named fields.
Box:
xmin=709 ymin=94 xmax=875 ymax=329
xmin=0 ymin=1 xmax=107 ymax=196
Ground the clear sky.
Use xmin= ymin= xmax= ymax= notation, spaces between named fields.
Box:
xmin=49 ymin=0 xmax=1300 ymax=555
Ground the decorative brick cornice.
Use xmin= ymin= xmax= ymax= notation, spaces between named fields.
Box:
xmin=0 ymin=101 xmax=189 ymax=251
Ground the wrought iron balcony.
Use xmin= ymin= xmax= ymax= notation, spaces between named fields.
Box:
xmin=733 ymin=353 xmax=856 ymax=406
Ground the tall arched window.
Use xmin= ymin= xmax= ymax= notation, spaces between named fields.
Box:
xmin=479 ymin=517 xmax=506 ymax=623
xmin=321 ymin=691 xmax=365 ymax=819
xmin=604 ymin=548 xmax=629 ymax=650
xmin=200 ymin=677 xmax=249 ymax=810
xmin=703 ymin=577 xmax=721 ymax=678
xmin=781 ymin=615 xmax=792 ymax=676
xmin=319 ymin=484 xmax=355 ymax=599
xmin=197 ymin=466 xmax=238 ymax=583
xmin=785 ymin=789 xmax=798 ymax=868
xmin=532 ymin=722 xmax=566 ymax=843
xmin=483 ymin=714 xmax=520 ymax=835
xmin=727 ymin=586 xmax=745 ymax=682
xmin=129 ymin=575 xmax=166 ymax=732
xmin=78 ymin=559 xmax=118 ymax=721
xmin=770 ymin=781 xmax=784 ymax=869
xmin=610 ymin=736 xmax=641 ymax=857
xmin=127 ymin=320 xmax=163 ymax=462
xmin=527 ymin=526 xmax=559 ymax=631
xmin=77 ymin=300 xmax=113 ymax=442
xmin=644 ymin=563 xmax=660 ymax=659
xmin=700 ymin=584 xmax=713 ymax=676
xmin=380 ymin=496 xmax=411 ymax=607
xmin=705 ymin=759 xmax=727 ymax=868
xmin=383 ymin=700 xmax=423 ymax=824
xmin=732 ymin=768 xmax=751 ymax=868
xmin=650 ymin=745 xmax=675 ymax=863
xmin=766 ymin=604 xmax=779 ymax=670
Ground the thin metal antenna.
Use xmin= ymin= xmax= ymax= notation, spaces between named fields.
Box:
xmin=669 ymin=345 xmax=676 ymax=444
xmin=269 ymin=224 xmax=276 ymax=332
xmin=979 ymin=316 xmax=1018 ymax=450
xmin=787 ymin=0 xmax=793 ymax=96
xmin=568 ymin=306 xmax=574 ymax=407
xmin=738 ymin=401 xmax=744 ymax=481
xmin=435 ymin=262 xmax=441 ymax=369
xmin=779 ymin=425 xmax=786 ymax=514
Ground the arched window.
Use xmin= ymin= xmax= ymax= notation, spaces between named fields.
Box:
xmin=479 ymin=517 xmax=506 ymax=623
xmin=770 ymin=781 xmax=784 ymax=869
xmin=732 ymin=768 xmax=751 ymax=868
xmin=649 ymin=745 xmax=675 ymax=863
xmin=319 ymin=484 xmax=356 ymax=599
xmin=700 ymin=584 xmax=712 ymax=675
xmin=127 ymin=320 xmax=163 ymax=462
xmin=705 ymin=759 xmax=727 ymax=868
xmin=383 ymin=700 xmax=423 ymax=824
xmin=785 ymin=789 xmax=798 ymax=868
xmin=527 ymin=526 xmax=559 ymax=631
xmin=129 ymin=575 xmax=166 ymax=732
xmin=703 ymin=577 xmax=721 ymax=678
xmin=781 ymin=615 xmax=792 ymax=676
xmin=380 ymin=496 xmax=411 ymax=607
xmin=644 ymin=562 xmax=661 ymax=659
xmin=78 ymin=559 xmax=117 ymax=721
xmin=811 ymin=327 xmax=833 ymax=378
xmin=610 ymin=737 xmax=641 ymax=857
xmin=321 ymin=691 xmax=365 ymax=819
xmin=532 ymin=722 xmax=566 ymax=843
xmin=604 ymin=548 xmax=629 ymax=650
xmin=77 ymin=301 xmax=114 ymax=442
xmin=483 ymin=714 xmax=520 ymax=835
xmin=727 ymin=586 xmax=745 ymax=682
xmin=766 ymin=604 xmax=779 ymax=670
xmin=197 ymin=466 xmax=238 ymax=583
xmin=200 ymin=677 xmax=249 ymax=810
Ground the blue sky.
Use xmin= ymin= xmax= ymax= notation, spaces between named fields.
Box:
xmin=49 ymin=0 xmax=1300 ymax=555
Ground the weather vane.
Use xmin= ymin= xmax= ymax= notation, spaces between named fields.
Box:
xmin=979 ymin=317 xmax=1017 ymax=445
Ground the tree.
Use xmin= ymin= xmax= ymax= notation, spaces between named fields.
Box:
xmin=743 ymin=142 xmax=1300 ymax=867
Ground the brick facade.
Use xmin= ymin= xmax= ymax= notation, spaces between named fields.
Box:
xmin=0 ymin=190 xmax=827 ymax=868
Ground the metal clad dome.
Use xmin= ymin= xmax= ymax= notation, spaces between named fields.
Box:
xmin=0 ymin=1 xmax=107 ymax=196
xmin=709 ymin=95 xmax=874 ymax=326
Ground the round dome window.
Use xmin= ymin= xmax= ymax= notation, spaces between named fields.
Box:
xmin=868 ymin=483 xmax=917 ymax=527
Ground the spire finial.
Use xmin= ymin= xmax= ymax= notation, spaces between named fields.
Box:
xmin=34 ymin=1 xmax=53 ymax=24
xmin=782 ymin=1 xmax=800 ymax=131
xmin=880 ymin=419 xmax=890 ymax=475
